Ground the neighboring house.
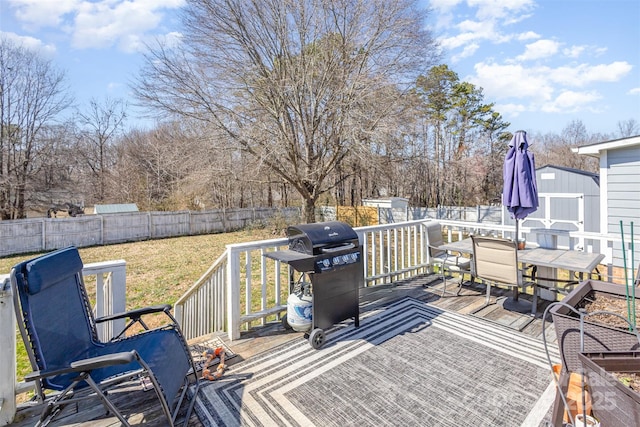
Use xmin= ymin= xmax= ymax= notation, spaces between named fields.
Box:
xmin=574 ymin=135 xmax=640 ymax=266
xmin=93 ymin=203 xmax=139 ymax=214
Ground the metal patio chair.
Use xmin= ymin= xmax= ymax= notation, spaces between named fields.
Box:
xmin=424 ymin=222 xmax=472 ymax=297
xmin=10 ymin=246 xmax=200 ymax=426
xmin=471 ymin=235 xmax=538 ymax=318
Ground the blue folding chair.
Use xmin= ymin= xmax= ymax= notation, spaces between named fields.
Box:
xmin=10 ymin=246 xmax=201 ymax=426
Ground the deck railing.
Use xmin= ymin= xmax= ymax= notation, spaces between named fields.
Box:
xmin=173 ymin=220 xmax=440 ymax=341
xmin=1 ymin=219 xmax=636 ymax=425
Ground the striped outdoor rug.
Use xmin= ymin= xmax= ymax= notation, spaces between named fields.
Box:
xmin=194 ymin=296 xmax=559 ymax=427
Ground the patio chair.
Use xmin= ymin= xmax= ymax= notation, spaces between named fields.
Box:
xmin=424 ymin=222 xmax=472 ymax=297
xmin=471 ymin=235 xmax=538 ymax=316
xmin=10 ymin=246 xmax=200 ymax=426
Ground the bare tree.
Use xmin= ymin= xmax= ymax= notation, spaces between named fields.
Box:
xmin=75 ymin=97 xmax=127 ymax=202
xmin=134 ymin=0 xmax=439 ymax=222
xmin=0 ymin=37 xmax=73 ymax=219
xmin=618 ymin=119 xmax=639 ymax=138
xmin=534 ymin=120 xmax=601 ymax=173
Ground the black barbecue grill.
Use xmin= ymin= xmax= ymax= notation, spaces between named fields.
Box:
xmin=266 ymin=221 xmax=362 ymax=349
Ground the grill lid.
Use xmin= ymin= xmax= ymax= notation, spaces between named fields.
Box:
xmin=287 ymin=221 xmax=359 ymax=255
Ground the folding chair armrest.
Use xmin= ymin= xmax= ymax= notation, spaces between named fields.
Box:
xmin=24 ymin=351 xmax=137 ymax=382
xmin=96 ymin=304 xmax=172 ymax=323
xmin=70 ymin=351 xmax=137 ymax=370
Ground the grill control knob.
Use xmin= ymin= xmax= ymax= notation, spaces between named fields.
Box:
xmin=333 ymin=257 xmax=341 ymax=265
xmin=323 ymin=259 xmax=330 ymax=268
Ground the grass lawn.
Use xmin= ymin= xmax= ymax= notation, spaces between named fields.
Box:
xmin=1 ymin=227 xmax=279 ymax=383
xmin=1 ymin=228 xmax=277 ymax=307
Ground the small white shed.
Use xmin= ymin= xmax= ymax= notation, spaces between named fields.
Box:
xmin=362 ymin=197 xmax=409 ymax=210
xmin=93 ymin=203 xmax=139 ymax=214
xmin=362 ymin=197 xmax=409 ymax=223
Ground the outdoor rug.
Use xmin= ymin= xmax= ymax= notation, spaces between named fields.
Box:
xmin=193 ymin=296 xmax=559 ymax=427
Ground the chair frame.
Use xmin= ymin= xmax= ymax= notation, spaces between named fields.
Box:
xmin=10 ymin=246 xmax=201 ymax=427
xmin=424 ymin=222 xmax=472 ymax=297
xmin=471 ymin=235 xmax=538 ymax=317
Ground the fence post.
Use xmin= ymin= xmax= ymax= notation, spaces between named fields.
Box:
xmin=0 ymin=275 xmax=16 ymax=425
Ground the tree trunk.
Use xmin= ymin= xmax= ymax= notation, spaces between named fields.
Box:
xmin=302 ymin=197 xmax=316 ymax=223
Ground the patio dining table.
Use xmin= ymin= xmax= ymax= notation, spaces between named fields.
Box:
xmin=439 ymin=238 xmax=605 ymax=299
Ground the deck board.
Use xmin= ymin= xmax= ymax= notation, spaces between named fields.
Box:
xmin=10 ymin=273 xmax=559 ymax=427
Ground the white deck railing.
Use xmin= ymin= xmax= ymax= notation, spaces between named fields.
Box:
xmin=1 ymin=219 xmax=636 ymax=425
xmin=171 ymin=219 xmax=635 ymax=342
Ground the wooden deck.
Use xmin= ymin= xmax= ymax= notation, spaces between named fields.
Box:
xmin=9 ymin=273 xmax=559 ymax=426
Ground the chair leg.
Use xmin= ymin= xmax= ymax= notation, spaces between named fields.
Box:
xmin=440 ymin=266 xmax=448 ymax=297
xmin=184 ymin=380 xmax=201 ymax=426
xmin=84 ymin=375 xmax=132 ymax=427
xmin=469 ymin=281 xmax=492 ymax=314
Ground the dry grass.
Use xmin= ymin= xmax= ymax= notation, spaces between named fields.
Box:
xmin=1 ymin=228 xmax=277 ymax=308
xmin=1 ymin=228 xmax=279 ymax=383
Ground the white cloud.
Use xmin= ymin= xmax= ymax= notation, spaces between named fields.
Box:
xmin=550 ymin=61 xmax=633 ymax=87
xmin=0 ymin=31 xmax=57 ymax=57
xmin=541 ymin=90 xmax=602 ymax=113
xmin=469 ymin=0 xmax=536 ymax=22
xmin=516 ymin=39 xmax=560 ymax=61
xmin=436 ymin=0 xmax=537 ymax=58
xmin=494 ymin=102 xmax=528 ymax=116
xmin=470 ymin=59 xmax=630 ymax=115
xmin=452 ymin=43 xmax=480 ymax=62
xmin=470 ymin=62 xmax=554 ymax=101
xmin=6 ymin=0 xmax=186 ymax=53
xmin=563 ymin=45 xmax=586 ymax=59
xmin=8 ymin=0 xmax=79 ymax=28
xmin=629 ymin=88 xmax=640 ymax=95
xmin=516 ymin=31 xmax=540 ymax=41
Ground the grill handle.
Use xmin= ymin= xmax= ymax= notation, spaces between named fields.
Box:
xmin=320 ymin=243 xmax=355 ymax=253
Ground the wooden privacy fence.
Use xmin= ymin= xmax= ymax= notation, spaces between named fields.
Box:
xmin=0 ymin=207 xmax=300 ymax=257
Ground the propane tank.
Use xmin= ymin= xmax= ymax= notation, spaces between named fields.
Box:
xmin=287 ymin=283 xmax=313 ymax=332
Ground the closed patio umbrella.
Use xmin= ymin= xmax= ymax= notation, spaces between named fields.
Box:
xmin=503 ymin=130 xmax=538 ymax=241
xmin=502 ymin=130 xmax=538 ymax=313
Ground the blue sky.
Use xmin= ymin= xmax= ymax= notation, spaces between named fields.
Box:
xmin=1 ymin=0 xmax=639 ymax=135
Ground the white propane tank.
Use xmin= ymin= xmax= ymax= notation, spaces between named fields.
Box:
xmin=287 ymin=284 xmax=313 ymax=332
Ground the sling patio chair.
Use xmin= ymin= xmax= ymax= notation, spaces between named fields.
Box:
xmin=471 ymin=235 xmax=538 ymax=324
xmin=10 ymin=246 xmax=201 ymax=426
xmin=424 ymin=222 xmax=472 ymax=297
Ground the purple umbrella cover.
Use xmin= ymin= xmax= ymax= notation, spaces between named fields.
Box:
xmin=503 ymin=130 xmax=538 ymax=220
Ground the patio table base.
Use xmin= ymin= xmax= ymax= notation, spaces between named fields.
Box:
xmin=501 ymin=296 xmax=535 ymax=315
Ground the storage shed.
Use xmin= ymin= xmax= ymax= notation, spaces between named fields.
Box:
xmin=362 ymin=197 xmax=409 ymax=210
xmin=93 ymin=204 xmax=139 ymax=214
xmin=506 ymin=164 xmax=600 ymax=251
xmin=362 ymin=197 xmax=409 ymax=224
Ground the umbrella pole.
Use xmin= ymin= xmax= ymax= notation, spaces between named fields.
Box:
xmin=514 ymin=219 xmax=520 ymax=301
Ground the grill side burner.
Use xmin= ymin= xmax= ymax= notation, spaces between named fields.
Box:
xmin=265 ymin=220 xmax=363 ymax=349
